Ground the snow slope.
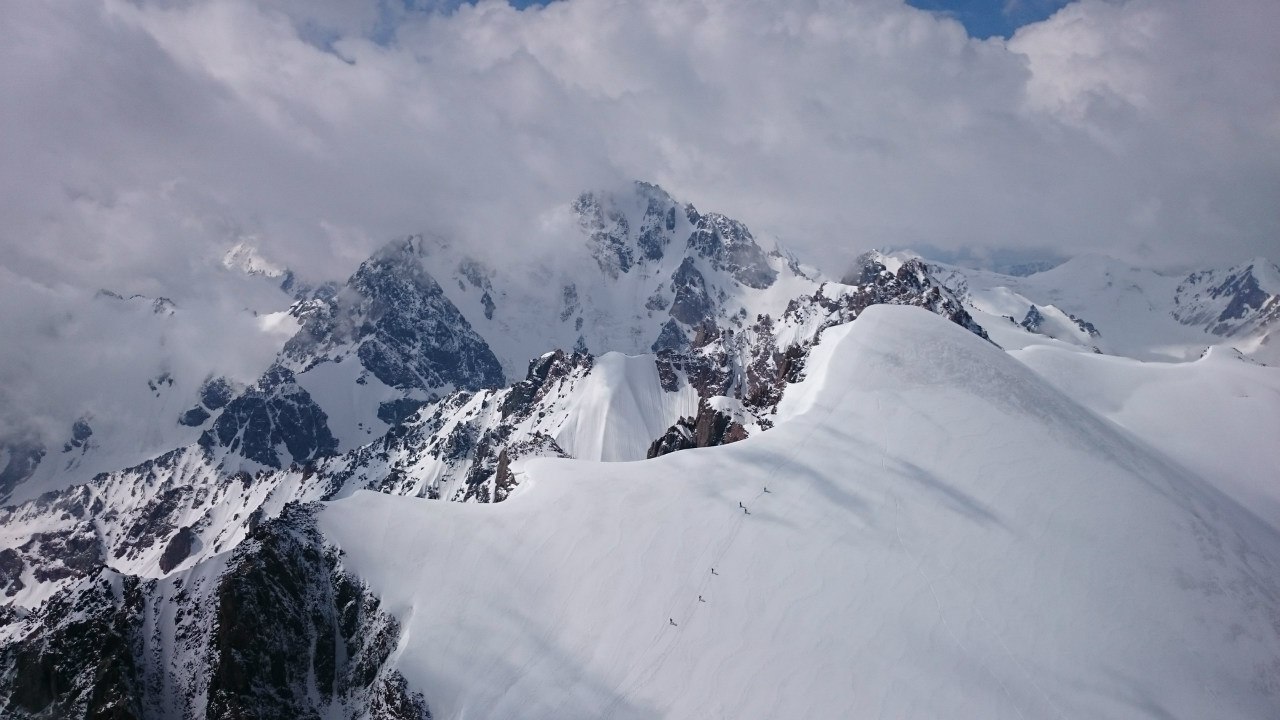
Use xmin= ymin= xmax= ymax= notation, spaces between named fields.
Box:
xmin=550 ymin=352 xmax=699 ymax=462
xmin=320 ymin=306 xmax=1280 ymax=720
xmin=1014 ymin=343 xmax=1280 ymax=526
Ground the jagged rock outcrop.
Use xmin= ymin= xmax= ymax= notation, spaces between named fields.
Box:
xmin=95 ymin=290 xmax=177 ymax=316
xmin=179 ymin=377 xmax=238 ymax=428
xmin=635 ymin=182 xmax=680 ymax=261
xmin=664 ymin=253 xmax=986 ymax=405
xmin=1174 ymin=258 xmax=1280 ymax=337
xmin=376 ymin=398 xmax=428 ymax=426
xmin=21 ymin=527 xmax=102 ymax=585
xmin=575 ymin=191 xmax=635 ymax=278
xmin=157 ymin=526 xmax=196 ymax=574
xmin=357 ymin=350 xmax=590 ymax=503
xmin=284 ymin=238 xmax=504 ymax=393
xmin=651 ymin=319 xmax=690 ymax=353
xmin=0 ymin=505 xmax=430 ymax=720
xmin=0 ymin=551 xmax=24 ymax=598
xmin=685 ymin=210 xmax=777 ymax=289
xmin=648 ymin=253 xmax=986 ymax=454
xmin=647 ymin=399 xmax=750 ymax=458
xmin=0 ymin=571 xmax=146 ymax=719
xmin=1021 ymin=305 xmax=1044 ymax=332
xmin=573 ymin=183 xmax=683 ymax=277
xmin=206 ymin=505 xmax=429 ymax=720
xmin=669 ymin=257 xmax=714 ymax=326
xmin=198 ymin=365 xmax=338 ymax=469
xmin=0 ymin=445 xmax=347 ymax=607
xmin=63 ymin=418 xmax=93 ymax=454
xmin=1070 ymin=313 xmax=1100 ymax=338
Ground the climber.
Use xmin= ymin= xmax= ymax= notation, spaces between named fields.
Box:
xmin=698 ymin=595 xmax=706 ymax=603
xmin=669 ymin=618 xmax=678 ymax=627
xmin=743 ymin=507 xmax=750 ymax=515
xmin=711 ymin=568 xmax=718 ymax=575
xmin=763 ymin=486 xmax=771 ymax=493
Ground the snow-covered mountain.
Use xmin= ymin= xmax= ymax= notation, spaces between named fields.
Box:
xmin=926 ymin=252 xmax=1280 ymax=363
xmin=1174 ymin=257 xmax=1280 ymax=352
xmin=2 ymin=183 xmax=1278 ymax=719
xmin=320 ymin=307 xmax=1280 ymax=719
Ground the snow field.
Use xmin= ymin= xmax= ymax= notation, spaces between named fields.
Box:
xmin=551 ymin=352 xmax=699 ymax=462
xmin=321 ymin=306 xmax=1280 ymax=719
xmin=1014 ymin=343 xmax=1280 ymax=526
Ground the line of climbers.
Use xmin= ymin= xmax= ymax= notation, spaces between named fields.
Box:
xmin=668 ymin=486 xmax=772 ymax=627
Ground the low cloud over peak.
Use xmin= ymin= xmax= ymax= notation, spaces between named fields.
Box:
xmin=1 ymin=0 xmax=1276 ymax=292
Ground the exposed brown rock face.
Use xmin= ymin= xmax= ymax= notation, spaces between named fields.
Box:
xmin=648 ymin=255 xmax=988 ymax=459
xmin=647 ymin=399 xmax=749 ymax=459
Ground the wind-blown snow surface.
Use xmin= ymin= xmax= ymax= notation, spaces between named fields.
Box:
xmin=1013 ymin=344 xmax=1280 ymax=527
xmin=320 ymin=306 xmax=1280 ymax=720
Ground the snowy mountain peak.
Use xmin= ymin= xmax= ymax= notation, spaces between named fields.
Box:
xmin=841 ymin=250 xmax=912 ymax=284
xmin=570 ymin=181 xmax=779 ymax=290
xmin=572 ymin=181 xmax=684 ymax=277
xmin=685 ymin=210 xmax=778 ymax=289
xmin=222 ymin=240 xmax=286 ymax=279
xmin=283 ymin=236 xmax=505 ymax=394
xmin=1174 ymin=256 xmax=1280 ymax=336
xmin=197 ymin=363 xmax=337 ymax=469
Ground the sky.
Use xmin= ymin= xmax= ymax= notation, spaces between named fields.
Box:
xmin=474 ymin=0 xmax=1071 ymax=39
xmin=0 ymin=0 xmax=1278 ymax=445
xmin=906 ymin=0 xmax=1072 ymax=38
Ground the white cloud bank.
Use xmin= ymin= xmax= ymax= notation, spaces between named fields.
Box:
xmin=1 ymin=0 xmax=1276 ymax=285
xmin=0 ymin=0 xmax=1277 ymax=445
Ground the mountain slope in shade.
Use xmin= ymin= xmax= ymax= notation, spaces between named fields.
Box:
xmin=320 ymin=306 xmax=1280 ymax=720
xmin=0 ymin=504 xmax=429 ymax=719
xmin=1174 ymin=257 xmax=1280 ymax=337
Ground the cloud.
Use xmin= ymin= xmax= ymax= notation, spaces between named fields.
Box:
xmin=0 ymin=262 xmax=292 ymax=482
xmin=0 ymin=0 xmax=1277 ymax=444
xmin=3 ymin=0 xmax=1277 ymax=285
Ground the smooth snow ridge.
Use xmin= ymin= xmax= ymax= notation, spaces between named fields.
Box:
xmin=320 ymin=305 xmax=1280 ymax=720
xmin=552 ymin=352 xmax=699 ymax=462
xmin=1014 ymin=342 xmax=1280 ymax=526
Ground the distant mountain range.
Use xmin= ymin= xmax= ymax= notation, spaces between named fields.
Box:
xmin=2 ymin=182 xmax=1278 ymax=719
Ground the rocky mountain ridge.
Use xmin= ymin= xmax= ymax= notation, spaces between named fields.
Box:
xmin=3 ymin=182 xmax=1275 ymax=718
xmin=0 ymin=236 xmax=986 ymax=612
xmin=0 ymin=504 xmax=428 ymax=719
xmin=1173 ymin=256 xmax=1280 ymax=338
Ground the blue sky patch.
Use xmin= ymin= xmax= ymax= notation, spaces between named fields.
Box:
xmin=905 ymin=0 xmax=1072 ymax=38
